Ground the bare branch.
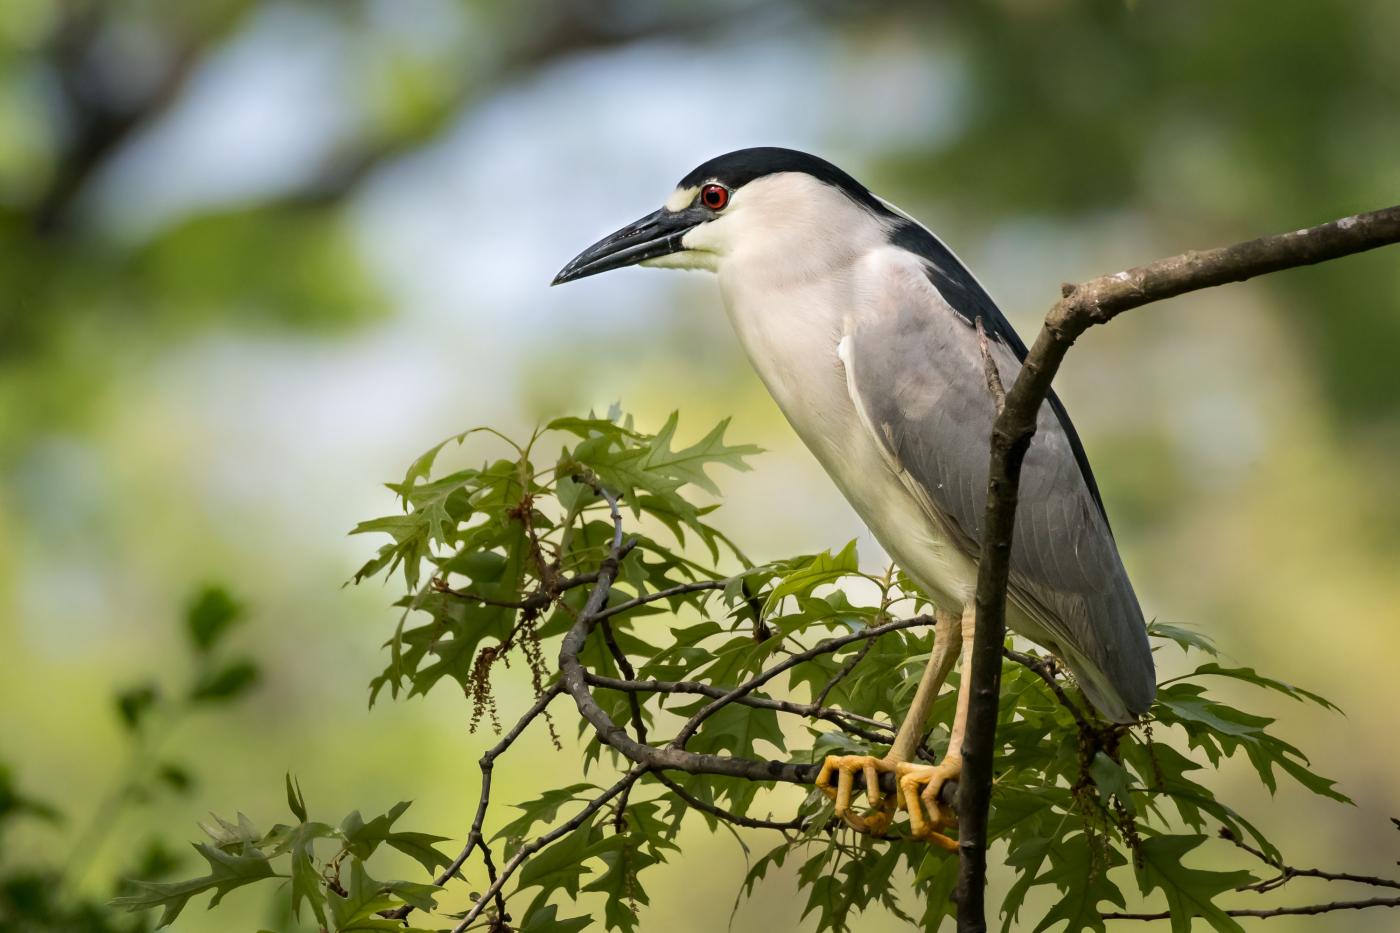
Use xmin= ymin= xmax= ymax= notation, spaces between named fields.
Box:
xmin=1221 ymin=828 xmax=1400 ymax=894
xmin=593 ymin=579 xmax=728 ymax=622
xmin=956 ymin=204 xmax=1400 ymax=928
xmin=811 ymin=639 xmax=873 ymax=711
xmin=585 ymin=672 xmax=896 ymax=745
xmin=449 ymin=767 xmax=647 ymax=933
xmin=387 ymin=683 xmax=562 ymax=923
xmin=1002 ymin=647 xmax=1091 ymax=733
xmin=1100 ymin=896 xmax=1400 ymax=922
xmin=651 ymin=772 xmax=807 ymax=832
xmin=668 ymin=616 xmax=936 ymax=749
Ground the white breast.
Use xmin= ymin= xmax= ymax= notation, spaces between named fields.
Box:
xmin=716 ymin=246 xmax=979 ymax=609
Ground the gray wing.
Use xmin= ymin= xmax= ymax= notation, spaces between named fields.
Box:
xmin=844 ymin=262 xmax=1154 ymax=722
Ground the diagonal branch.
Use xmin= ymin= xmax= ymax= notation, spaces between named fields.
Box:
xmin=1221 ymin=827 xmax=1400 ymax=894
xmin=956 ymin=204 xmax=1400 ymax=930
xmin=387 ymin=683 xmax=562 ymax=924
xmin=585 ymin=672 xmax=897 ymax=745
xmin=651 ymin=772 xmax=808 ymax=832
xmin=449 ymin=767 xmax=647 ymax=933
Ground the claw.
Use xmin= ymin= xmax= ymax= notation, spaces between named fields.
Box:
xmin=894 ymin=759 xmax=961 ymax=851
xmin=815 ymin=754 xmax=896 ymax=835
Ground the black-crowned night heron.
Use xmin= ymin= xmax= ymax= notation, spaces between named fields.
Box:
xmin=553 ymin=147 xmax=1154 ymax=848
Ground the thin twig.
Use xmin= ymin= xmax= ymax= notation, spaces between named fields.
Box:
xmin=449 ymin=768 xmax=646 ymax=933
xmin=586 ymin=672 xmax=896 ymax=745
xmin=600 ymin=623 xmax=648 ymax=744
xmin=652 ymin=772 xmax=807 ymax=832
xmin=810 ymin=639 xmax=873 ymax=711
xmin=669 ymin=616 xmax=937 ymax=748
xmin=387 ymin=684 xmax=562 ymax=923
xmin=1100 ymin=897 xmax=1400 ymax=921
xmin=434 ymin=570 xmax=601 ymax=610
xmin=558 ymin=480 xmax=938 ymax=788
xmin=1222 ymin=828 xmax=1400 ymax=893
xmin=1002 ymin=647 xmax=1091 ymax=733
xmin=600 ymin=620 xmax=646 ymax=833
xmin=593 ymin=580 xmax=729 ymax=622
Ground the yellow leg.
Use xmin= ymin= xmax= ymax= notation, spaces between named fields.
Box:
xmin=892 ymin=603 xmax=975 ymax=850
xmin=815 ymin=607 xmax=963 ymax=837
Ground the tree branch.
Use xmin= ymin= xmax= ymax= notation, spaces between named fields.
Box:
xmin=387 ymin=683 xmax=562 ymax=924
xmin=1100 ymin=896 xmax=1400 ymax=922
xmin=955 ymin=203 xmax=1400 ymax=930
xmin=651 ymin=772 xmax=808 ymax=832
xmin=449 ymin=767 xmax=647 ymax=933
xmin=592 ymin=579 xmax=728 ymax=622
xmin=556 ymin=478 xmax=948 ymax=797
xmin=585 ymin=672 xmax=897 ymax=745
xmin=1221 ymin=827 xmax=1400 ymax=894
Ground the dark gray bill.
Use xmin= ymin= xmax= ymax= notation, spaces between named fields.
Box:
xmin=552 ymin=206 xmax=704 ymax=285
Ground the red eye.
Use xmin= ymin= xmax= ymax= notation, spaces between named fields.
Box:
xmin=700 ymin=183 xmax=729 ymax=210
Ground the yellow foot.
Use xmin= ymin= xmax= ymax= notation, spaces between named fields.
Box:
xmin=815 ymin=755 xmax=896 ymax=835
xmin=894 ymin=759 xmax=961 ymax=852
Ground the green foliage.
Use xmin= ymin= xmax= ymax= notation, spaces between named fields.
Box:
xmin=129 ymin=412 xmax=1353 ymax=931
xmin=0 ymin=586 xmax=261 ymax=933
xmin=111 ymin=788 xmax=447 ymax=932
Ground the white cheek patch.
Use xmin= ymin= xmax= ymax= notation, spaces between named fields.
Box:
xmin=665 ymin=186 xmax=699 ymax=212
xmin=640 ymin=250 xmax=717 ymax=272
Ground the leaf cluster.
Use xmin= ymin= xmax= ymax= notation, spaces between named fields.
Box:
xmin=128 ymin=413 xmax=1356 ymax=932
xmin=111 ymin=778 xmax=449 ymax=932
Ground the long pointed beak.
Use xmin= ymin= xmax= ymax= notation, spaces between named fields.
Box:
xmin=552 ymin=206 xmax=704 ymax=285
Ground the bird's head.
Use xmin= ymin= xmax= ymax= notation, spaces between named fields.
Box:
xmin=552 ymin=147 xmax=890 ymax=285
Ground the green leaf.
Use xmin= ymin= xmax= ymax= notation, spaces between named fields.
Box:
xmin=115 ymin=683 xmax=160 ymax=732
xmin=110 ymin=842 xmax=278 ymax=927
xmin=638 ymin=413 xmax=762 ymax=495
xmin=1135 ymin=835 xmax=1255 ymax=933
xmin=1148 ymin=621 xmax=1218 ymax=657
xmin=288 ymin=821 xmax=335 ymax=925
xmin=340 ymin=800 xmax=412 ymax=860
xmin=327 ymin=859 xmax=439 ymax=930
xmin=519 ymin=903 xmax=594 ymax=933
xmin=186 ymin=585 xmax=243 ymax=653
xmin=189 ymin=659 xmax=260 ymax=703
xmin=1185 ymin=662 xmax=1341 ymax=712
xmin=517 ymin=822 xmax=619 ymax=902
xmin=1089 ymin=751 xmax=1137 ymax=816
xmin=156 ymin=763 xmax=195 ymax=795
xmin=1029 ymin=833 xmax=1125 ymax=933
xmin=385 ymin=830 xmax=454 ymax=875
xmin=581 ymin=838 xmax=660 ymax=933
xmin=761 ymin=540 xmax=861 ymax=614
xmin=285 ymin=773 xmax=308 ymax=822
xmin=1156 ymin=683 xmax=1272 ymax=738
xmin=494 ymin=784 xmax=598 ymax=849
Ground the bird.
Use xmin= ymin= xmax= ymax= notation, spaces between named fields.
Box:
xmin=552 ymin=147 xmax=1154 ymax=848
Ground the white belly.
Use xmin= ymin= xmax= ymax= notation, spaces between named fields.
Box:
xmin=717 ymin=272 xmax=979 ymax=610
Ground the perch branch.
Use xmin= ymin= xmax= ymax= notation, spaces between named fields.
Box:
xmin=956 ymin=204 xmax=1400 ymax=930
xmin=557 ymin=481 xmax=951 ymax=799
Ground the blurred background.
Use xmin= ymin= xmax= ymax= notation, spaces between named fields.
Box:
xmin=2 ymin=1 xmax=1398 ymax=930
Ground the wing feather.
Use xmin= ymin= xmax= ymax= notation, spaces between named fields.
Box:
xmin=844 ymin=252 xmax=1154 ymax=721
